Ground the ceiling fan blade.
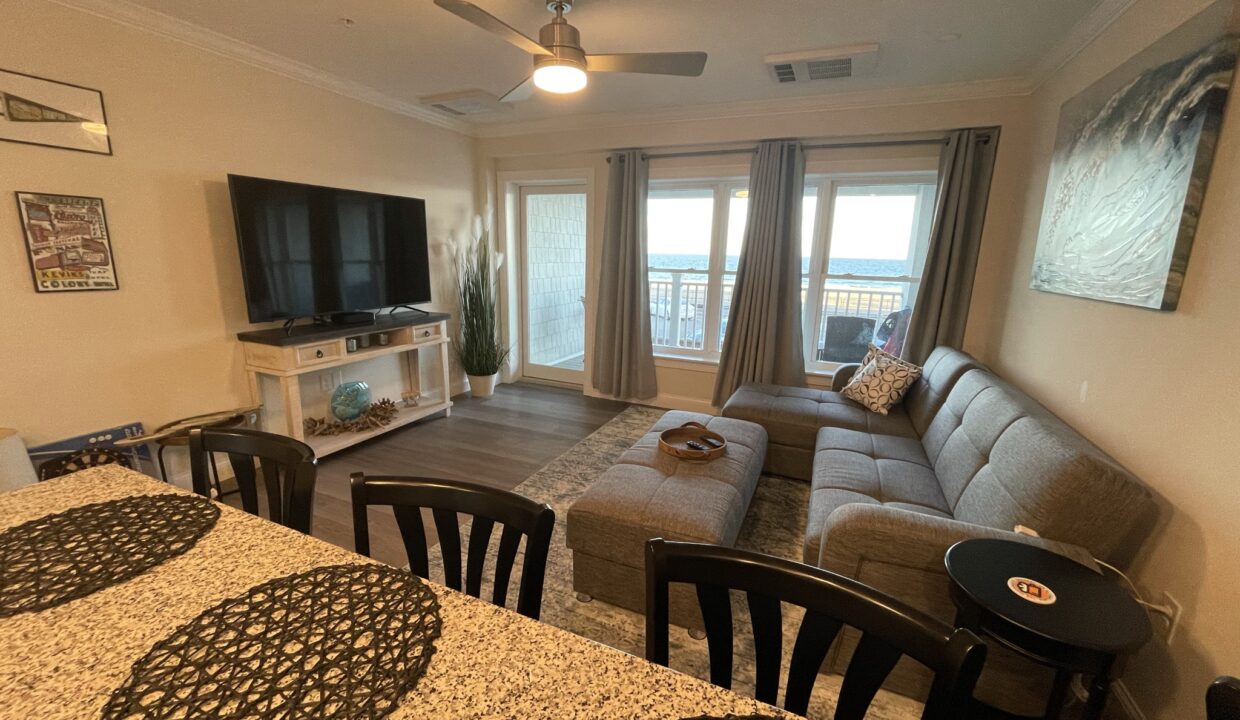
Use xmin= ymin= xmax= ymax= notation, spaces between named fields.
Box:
xmin=500 ymin=76 xmax=535 ymax=103
xmin=586 ymin=52 xmax=708 ymax=76
xmin=434 ymin=0 xmax=551 ymax=56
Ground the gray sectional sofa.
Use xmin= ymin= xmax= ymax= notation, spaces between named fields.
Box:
xmin=722 ymin=346 xmax=1156 ymax=712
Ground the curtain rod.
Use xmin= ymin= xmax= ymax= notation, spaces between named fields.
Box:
xmin=643 ymin=138 xmax=945 ymax=161
xmin=608 ymin=132 xmax=993 ymax=162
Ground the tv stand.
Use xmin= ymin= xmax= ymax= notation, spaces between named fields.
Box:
xmin=238 ymin=312 xmax=453 ymax=456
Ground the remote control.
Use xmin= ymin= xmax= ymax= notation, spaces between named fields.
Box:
xmin=685 ymin=440 xmax=708 ymax=451
xmin=701 ymin=436 xmax=724 ymax=449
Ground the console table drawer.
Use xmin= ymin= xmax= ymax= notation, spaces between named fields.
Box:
xmin=296 ymin=341 xmax=342 ymax=366
xmin=411 ymin=323 xmax=443 ymax=344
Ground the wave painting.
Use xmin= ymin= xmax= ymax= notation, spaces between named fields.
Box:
xmin=1031 ymin=20 xmax=1238 ymax=310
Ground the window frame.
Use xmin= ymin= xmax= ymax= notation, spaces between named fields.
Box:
xmin=646 ymin=170 xmax=938 ymax=369
xmin=647 ymin=178 xmax=747 ymax=361
xmin=801 ymin=173 xmax=938 ymax=373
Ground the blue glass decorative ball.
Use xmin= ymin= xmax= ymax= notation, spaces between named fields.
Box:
xmin=330 ymin=381 xmax=371 ymax=421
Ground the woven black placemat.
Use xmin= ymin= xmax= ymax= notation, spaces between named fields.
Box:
xmin=682 ymin=714 xmax=786 ymax=720
xmin=0 ymin=493 xmax=219 ymax=618
xmin=102 ymin=563 xmax=442 ymax=720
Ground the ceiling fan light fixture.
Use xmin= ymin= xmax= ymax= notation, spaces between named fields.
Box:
xmin=533 ymin=60 xmax=588 ymax=94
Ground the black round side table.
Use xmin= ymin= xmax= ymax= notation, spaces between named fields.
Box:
xmin=945 ymin=538 xmax=1152 ymax=720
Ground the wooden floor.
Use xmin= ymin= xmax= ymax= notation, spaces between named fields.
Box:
xmin=228 ymin=382 xmax=627 ymax=568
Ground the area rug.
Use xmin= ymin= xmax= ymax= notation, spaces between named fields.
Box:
xmin=431 ymin=405 xmax=923 ymax=719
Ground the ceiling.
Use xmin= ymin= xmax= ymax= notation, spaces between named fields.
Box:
xmin=93 ymin=0 xmax=1112 ymax=130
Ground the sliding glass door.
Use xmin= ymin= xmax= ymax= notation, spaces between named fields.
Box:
xmin=519 ymin=184 xmax=587 ymax=384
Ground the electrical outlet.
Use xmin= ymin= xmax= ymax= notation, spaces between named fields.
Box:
xmin=1162 ymin=591 xmax=1183 ymax=643
xmin=1078 ymin=380 xmax=1089 ymax=404
xmin=318 ymin=373 xmax=334 ymax=393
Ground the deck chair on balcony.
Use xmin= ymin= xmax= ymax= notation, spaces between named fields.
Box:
xmin=821 ymin=315 xmax=877 ymax=363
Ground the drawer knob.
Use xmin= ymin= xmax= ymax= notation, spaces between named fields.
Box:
xmin=315 ymin=349 xmax=324 ymax=358
xmin=422 ymin=330 xmax=430 ymax=337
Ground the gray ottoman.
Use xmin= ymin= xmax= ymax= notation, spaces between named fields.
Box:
xmin=565 ymin=410 xmax=767 ymax=630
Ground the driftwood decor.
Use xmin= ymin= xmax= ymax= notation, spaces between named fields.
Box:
xmin=0 ymin=493 xmax=219 ymax=618
xmin=304 ymin=398 xmax=398 ymax=437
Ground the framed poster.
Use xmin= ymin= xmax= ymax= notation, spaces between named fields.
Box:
xmin=16 ymin=192 xmax=120 ymax=292
xmin=0 ymin=68 xmax=110 ymax=155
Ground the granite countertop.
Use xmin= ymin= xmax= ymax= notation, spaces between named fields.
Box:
xmin=0 ymin=466 xmax=794 ymax=720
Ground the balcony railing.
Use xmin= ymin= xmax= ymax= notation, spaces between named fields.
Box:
xmin=649 ymin=270 xmax=911 ymax=357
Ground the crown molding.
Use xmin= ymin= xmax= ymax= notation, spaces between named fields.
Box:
xmin=44 ymin=0 xmax=472 ymax=135
xmin=1026 ymin=0 xmax=1140 ymax=90
xmin=472 ymin=76 xmax=1034 ymax=139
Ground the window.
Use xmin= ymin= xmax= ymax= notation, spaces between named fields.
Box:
xmin=647 ymin=182 xmax=739 ymax=358
xmin=647 ymin=173 xmax=936 ymax=368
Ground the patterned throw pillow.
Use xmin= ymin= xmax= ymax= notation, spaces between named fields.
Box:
xmin=840 ymin=344 xmax=923 ymax=415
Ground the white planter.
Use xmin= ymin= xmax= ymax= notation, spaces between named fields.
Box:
xmin=467 ymin=373 xmax=499 ymax=398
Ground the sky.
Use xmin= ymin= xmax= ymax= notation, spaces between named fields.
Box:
xmin=647 ymin=191 xmax=920 ymax=260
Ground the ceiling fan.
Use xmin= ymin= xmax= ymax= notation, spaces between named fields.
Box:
xmin=433 ymin=0 xmax=708 ymax=101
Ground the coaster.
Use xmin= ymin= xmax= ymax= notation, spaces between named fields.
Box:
xmin=0 ymin=493 xmax=219 ymax=618
xmin=1008 ymin=576 xmax=1057 ymax=605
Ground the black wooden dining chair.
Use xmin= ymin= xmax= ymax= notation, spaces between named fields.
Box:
xmin=350 ymin=474 xmax=555 ymax=620
xmin=188 ymin=427 xmax=317 ymax=534
xmin=645 ymin=539 xmax=987 ymax=719
xmin=1209 ymin=676 xmax=1240 ymax=720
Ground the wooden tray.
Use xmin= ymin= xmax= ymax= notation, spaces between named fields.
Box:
xmin=658 ymin=422 xmax=727 ymax=462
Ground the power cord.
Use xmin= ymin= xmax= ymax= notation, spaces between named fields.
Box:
xmin=1013 ymin=525 xmax=1176 ymax=625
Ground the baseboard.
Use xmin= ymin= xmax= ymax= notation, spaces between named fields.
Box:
xmin=646 ymin=392 xmax=717 ymax=415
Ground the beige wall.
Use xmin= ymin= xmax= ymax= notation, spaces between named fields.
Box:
xmin=481 ymin=95 xmax=1033 ymax=410
xmin=0 ymin=1 xmax=476 ymax=461
xmin=988 ymin=0 xmax=1239 ymax=717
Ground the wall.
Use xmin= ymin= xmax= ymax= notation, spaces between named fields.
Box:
xmin=0 ymin=0 xmax=476 ymax=473
xmin=480 ymin=94 xmax=1033 ymax=410
xmin=987 ymin=0 xmax=1239 ymax=717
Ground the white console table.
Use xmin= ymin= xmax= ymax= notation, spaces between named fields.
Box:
xmin=238 ymin=312 xmax=453 ymax=457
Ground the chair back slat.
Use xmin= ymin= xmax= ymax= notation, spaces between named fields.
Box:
xmin=834 ymin=632 xmax=902 ymax=720
xmin=696 ymin=583 xmax=735 ymax=691
xmin=226 ymin=452 xmax=260 ymax=515
xmin=785 ymin=610 xmax=844 ymax=716
xmin=644 ymin=539 xmax=986 ymax=719
xmin=492 ymin=525 xmax=523 ymax=608
xmin=746 ymin=591 xmax=783 ymax=706
xmin=258 ymin=456 xmax=284 ymax=526
xmin=466 ymin=517 xmax=496 ymax=597
xmin=190 ymin=428 xmax=316 ymax=533
xmin=392 ymin=506 xmax=430 ymax=578
xmin=350 ymin=474 xmax=555 ymax=620
xmin=431 ymin=508 xmax=463 ymax=590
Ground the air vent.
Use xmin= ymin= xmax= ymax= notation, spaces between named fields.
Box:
xmin=765 ymin=44 xmax=878 ymax=84
xmin=418 ymin=89 xmax=511 ymax=117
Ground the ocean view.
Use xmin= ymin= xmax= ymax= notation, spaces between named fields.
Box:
xmin=649 ymin=255 xmax=908 ymax=282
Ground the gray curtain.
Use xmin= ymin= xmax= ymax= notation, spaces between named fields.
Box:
xmin=592 ymin=150 xmax=658 ymax=400
xmin=904 ymin=128 xmax=1000 ymax=365
xmin=712 ymin=141 xmax=806 ymax=406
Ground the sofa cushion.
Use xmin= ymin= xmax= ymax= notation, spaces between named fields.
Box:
xmin=722 ymin=383 xmax=916 ymax=453
xmin=903 ymin=346 xmax=986 ymax=435
xmin=923 ymin=369 xmax=1154 ymax=563
xmin=803 ymin=426 xmax=951 ymax=563
xmin=565 ymin=411 xmax=767 ymax=569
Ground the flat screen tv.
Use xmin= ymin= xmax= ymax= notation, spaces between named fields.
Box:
xmin=228 ymin=174 xmax=431 ymax=323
